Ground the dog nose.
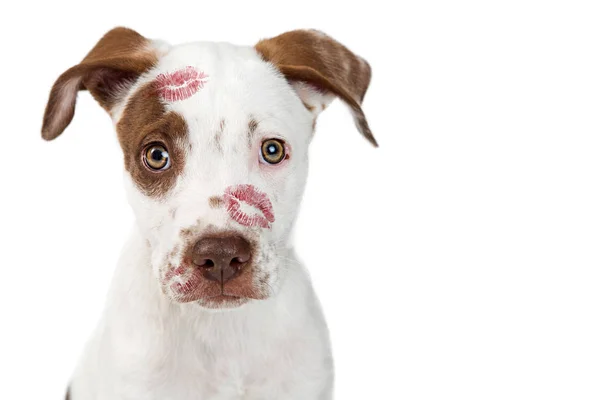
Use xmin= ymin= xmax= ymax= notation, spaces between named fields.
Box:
xmin=191 ymin=236 xmax=252 ymax=283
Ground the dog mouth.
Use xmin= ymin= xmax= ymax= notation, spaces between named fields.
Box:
xmin=207 ymin=294 xmax=241 ymax=300
xmin=199 ymin=293 xmax=249 ymax=309
xmin=224 ymin=184 xmax=275 ymax=229
xmin=162 ymin=261 xmax=267 ymax=306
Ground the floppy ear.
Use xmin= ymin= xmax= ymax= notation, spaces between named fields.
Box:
xmin=41 ymin=27 xmax=159 ymax=140
xmin=255 ymin=29 xmax=377 ymax=146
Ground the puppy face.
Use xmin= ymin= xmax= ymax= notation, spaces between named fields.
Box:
xmin=118 ymin=44 xmax=312 ymax=308
xmin=42 ymin=28 xmax=375 ymax=310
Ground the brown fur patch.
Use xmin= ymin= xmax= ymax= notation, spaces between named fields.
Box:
xmin=116 ymin=82 xmax=189 ymax=197
xmin=42 ymin=27 xmax=157 ymax=141
xmin=209 ymin=196 xmax=224 ymax=209
xmin=302 ymin=101 xmax=316 ymax=112
xmin=255 ymin=29 xmax=377 ymax=146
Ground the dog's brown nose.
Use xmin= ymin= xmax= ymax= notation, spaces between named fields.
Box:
xmin=191 ymin=236 xmax=251 ymax=283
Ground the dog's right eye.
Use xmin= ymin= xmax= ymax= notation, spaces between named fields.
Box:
xmin=143 ymin=144 xmax=171 ymax=171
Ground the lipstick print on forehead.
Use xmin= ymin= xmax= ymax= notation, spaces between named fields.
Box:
xmin=224 ymin=185 xmax=275 ymax=229
xmin=154 ymin=66 xmax=208 ymax=102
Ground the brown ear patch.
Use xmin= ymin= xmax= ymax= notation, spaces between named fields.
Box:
xmin=116 ymin=82 xmax=189 ymax=197
xmin=78 ymin=27 xmax=157 ymax=111
xmin=255 ymin=29 xmax=376 ymax=146
xmin=42 ymin=27 xmax=158 ymax=141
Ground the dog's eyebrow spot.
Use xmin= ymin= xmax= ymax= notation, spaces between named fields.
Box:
xmin=214 ymin=119 xmax=225 ymax=152
xmin=248 ymin=118 xmax=258 ymax=147
xmin=209 ymin=196 xmax=224 ymax=209
xmin=248 ymin=118 xmax=258 ymax=133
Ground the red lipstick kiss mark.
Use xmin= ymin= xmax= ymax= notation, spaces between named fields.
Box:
xmin=155 ymin=66 xmax=208 ymax=102
xmin=224 ymin=184 xmax=275 ymax=229
xmin=163 ymin=264 xmax=203 ymax=299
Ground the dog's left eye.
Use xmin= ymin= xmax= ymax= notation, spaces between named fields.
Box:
xmin=143 ymin=144 xmax=171 ymax=171
xmin=261 ymin=139 xmax=286 ymax=164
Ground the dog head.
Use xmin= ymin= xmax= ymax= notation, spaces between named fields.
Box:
xmin=42 ymin=28 xmax=375 ymax=309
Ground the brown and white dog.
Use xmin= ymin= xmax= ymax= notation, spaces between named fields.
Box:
xmin=42 ymin=27 xmax=375 ymax=400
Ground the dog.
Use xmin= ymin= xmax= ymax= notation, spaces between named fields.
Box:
xmin=42 ymin=27 xmax=376 ymax=400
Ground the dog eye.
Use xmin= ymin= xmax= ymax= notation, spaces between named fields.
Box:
xmin=144 ymin=144 xmax=171 ymax=171
xmin=260 ymin=139 xmax=286 ymax=164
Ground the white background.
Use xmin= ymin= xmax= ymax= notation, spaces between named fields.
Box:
xmin=1 ymin=1 xmax=599 ymax=399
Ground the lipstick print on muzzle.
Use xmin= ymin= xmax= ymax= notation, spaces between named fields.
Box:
xmin=224 ymin=185 xmax=275 ymax=229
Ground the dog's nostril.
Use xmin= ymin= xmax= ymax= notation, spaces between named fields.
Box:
xmin=230 ymin=257 xmax=248 ymax=268
xmin=197 ymin=259 xmax=215 ymax=268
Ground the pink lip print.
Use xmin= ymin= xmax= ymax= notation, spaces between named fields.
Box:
xmin=224 ymin=185 xmax=275 ymax=229
xmin=154 ymin=66 xmax=208 ymax=102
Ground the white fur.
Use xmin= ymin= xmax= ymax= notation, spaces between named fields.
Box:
xmin=69 ymin=40 xmax=335 ymax=399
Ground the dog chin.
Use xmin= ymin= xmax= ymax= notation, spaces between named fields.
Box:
xmin=195 ymin=295 xmax=251 ymax=311
xmin=164 ymin=291 xmax=253 ymax=310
